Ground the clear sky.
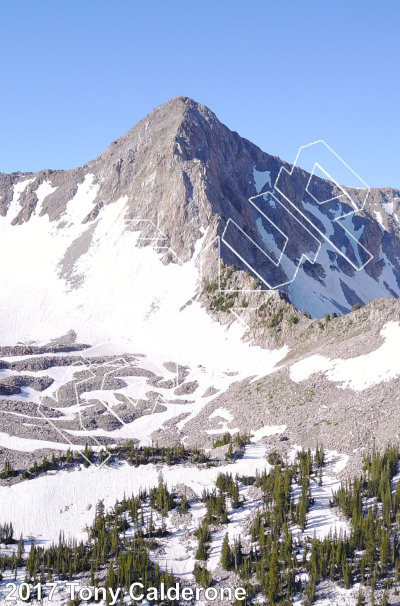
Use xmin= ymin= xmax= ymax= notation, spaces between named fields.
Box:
xmin=0 ymin=0 xmax=399 ymax=187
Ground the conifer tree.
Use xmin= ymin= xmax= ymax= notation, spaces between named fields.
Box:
xmin=17 ymin=534 xmax=24 ymax=564
xmin=83 ymin=443 xmax=92 ymax=467
xmin=179 ymin=491 xmax=189 ymax=514
xmin=221 ymin=533 xmax=232 ymax=570
xmin=356 ymin=589 xmax=366 ymax=606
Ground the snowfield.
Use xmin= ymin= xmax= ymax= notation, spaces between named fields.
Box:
xmin=290 ymin=321 xmax=400 ymax=390
xmin=0 ymin=443 xmax=271 ymax=547
xmin=0 ymin=178 xmax=288 ymax=371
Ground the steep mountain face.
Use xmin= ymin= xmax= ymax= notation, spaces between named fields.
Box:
xmin=1 ymin=96 xmax=400 ymax=346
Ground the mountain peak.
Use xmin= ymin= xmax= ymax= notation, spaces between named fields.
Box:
xmin=94 ymin=95 xmax=218 ymax=166
xmin=153 ymin=95 xmax=215 ymax=117
xmin=137 ymin=95 xmax=219 ymax=141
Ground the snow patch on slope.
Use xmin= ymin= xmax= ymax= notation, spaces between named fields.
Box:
xmin=35 ymin=180 xmax=58 ymax=215
xmin=287 ymin=242 xmax=399 ymax=318
xmin=253 ymin=168 xmax=271 ymax=194
xmin=63 ymin=173 xmax=99 ymax=223
xmin=290 ymin=321 xmax=400 ymax=390
xmin=374 ymin=210 xmax=384 ymax=227
xmin=383 ymin=200 xmax=394 ymax=216
xmin=0 ymin=432 xmax=83 ymax=453
xmin=6 ymin=178 xmax=34 ymax=221
xmin=250 ymin=425 xmax=287 ymax=441
xmin=209 ymin=408 xmax=233 ymax=422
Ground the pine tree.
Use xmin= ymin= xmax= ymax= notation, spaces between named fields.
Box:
xmin=193 ymin=563 xmax=212 ymax=588
xmin=195 ymin=539 xmax=208 ymax=561
xmin=232 ymin=536 xmax=243 ymax=569
xmin=259 ymin=523 xmax=265 ymax=548
xmin=231 ymin=481 xmax=240 ymax=509
xmin=221 ymin=533 xmax=232 ymax=570
xmin=1 ymin=459 xmax=16 ymax=479
xmin=105 ymin=560 xmax=117 ymax=604
xmin=42 ymin=455 xmax=48 ymax=471
xmin=83 ymin=443 xmax=92 ymax=467
xmin=267 ymin=552 xmax=279 ymax=605
xmin=17 ymin=534 xmax=24 ymax=564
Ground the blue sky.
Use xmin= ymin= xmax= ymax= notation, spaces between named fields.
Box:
xmin=0 ymin=0 xmax=399 ymax=187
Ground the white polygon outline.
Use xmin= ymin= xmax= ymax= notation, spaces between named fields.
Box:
xmin=199 ymin=235 xmax=276 ymax=332
xmin=123 ymin=216 xmax=185 ymax=393
xmin=71 ymin=360 xmax=112 ymax=468
xmin=123 ymin=219 xmax=230 ymax=433
xmin=199 ymin=236 xmax=270 ymax=294
xmin=37 ymin=349 xmax=175 ymax=469
xmin=275 ymin=140 xmax=373 ymax=272
xmin=299 ymin=140 xmax=369 ymax=209
xmin=199 ymin=236 xmax=270 ymax=335
xmin=97 ymin=357 xmax=135 ymax=426
xmin=96 ymin=356 xmax=170 ymax=434
xmin=214 ymin=141 xmax=374 ymax=297
xmin=200 ymin=140 xmax=375 ymax=332
xmin=25 ymin=209 xmax=213 ymax=469
xmin=222 ymin=190 xmax=322 ymax=289
xmin=72 ymin=351 xmax=182 ymax=461
xmin=126 ymin=218 xmax=184 ymax=266
xmin=37 ymin=354 xmax=112 ymax=469
xmin=37 ymin=356 xmax=111 ymax=468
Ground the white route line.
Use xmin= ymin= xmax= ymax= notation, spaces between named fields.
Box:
xmin=222 ymin=190 xmax=322 ymax=290
xmin=275 ymin=140 xmax=373 ymax=272
xmin=199 ymin=140 xmax=376 ymax=333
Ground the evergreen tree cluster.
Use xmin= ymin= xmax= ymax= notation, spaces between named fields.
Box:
xmin=2 ymin=441 xmax=210 ymax=483
xmin=216 ymin=472 xmax=241 ymax=508
xmin=0 ymin=522 xmax=14 ymax=544
xmin=149 ymin=478 xmax=176 ymax=515
xmin=202 ymin=488 xmax=229 ymax=525
xmin=178 ymin=491 xmax=190 ymax=514
xmin=4 ymin=442 xmax=400 ymax=604
xmin=2 ymin=489 xmax=178 ymax=604
xmin=212 ymin=432 xmax=251 ymax=450
xmin=193 ymin=562 xmax=212 ymax=588
xmin=0 ymin=459 xmax=17 ymax=480
xmin=194 ymin=519 xmax=211 ymax=561
xmin=216 ymin=444 xmax=400 ymax=604
xmin=122 ymin=441 xmax=209 ymax=468
xmin=220 ymin=533 xmax=244 ymax=572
